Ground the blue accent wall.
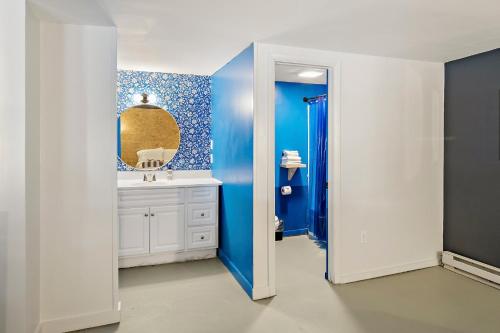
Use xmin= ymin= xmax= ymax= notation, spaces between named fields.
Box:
xmin=117 ymin=70 xmax=211 ymax=171
xmin=275 ymin=82 xmax=328 ymax=236
xmin=211 ymin=45 xmax=254 ymax=297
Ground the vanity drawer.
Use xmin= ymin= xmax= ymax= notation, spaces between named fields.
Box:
xmin=186 ymin=187 xmax=216 ymax=203
xmin=187 ymin=203 xmax=216 ymax=226
xmin=118 ymin=188 xmax=185 ymax=208
xmin=186 ymin=226 xmax=216 ymax=250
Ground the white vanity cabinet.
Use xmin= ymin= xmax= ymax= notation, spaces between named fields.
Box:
xmin=149 ymin=205 xmax=185 ymax=253
xmin=117 ymin=180 xmax=221 ymax=268
xmin=118 ymin=207 xmax=150 ymax=257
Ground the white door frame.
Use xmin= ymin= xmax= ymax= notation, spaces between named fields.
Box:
xmin=252 ymin=44 xmax=343 ymax=299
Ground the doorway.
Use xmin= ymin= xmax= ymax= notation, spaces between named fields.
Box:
xmin=274 ymin=62 xmax=330 ymax=282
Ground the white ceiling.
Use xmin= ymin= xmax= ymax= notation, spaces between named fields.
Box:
xmin=94 ymin=0 xmax=500 ymax=75
xmin=275 ymin=64 xmax=327 ymax=85
xmin=30 ymin=0 xmax=114 ymax=26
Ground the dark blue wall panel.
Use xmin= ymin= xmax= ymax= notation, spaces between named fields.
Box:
xmin=211 ymin=45 xmax=254 ymax=297
xmin=274 ymin=82 xmax=328 ymax=236
xmin=444 ymin=49 xmax=500 ymax=267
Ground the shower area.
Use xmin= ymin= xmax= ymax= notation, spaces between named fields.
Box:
xmin=274 ymin=63 xmax=329 ymax=259
xmin=304 ymin=94 xmax=328 ymax=243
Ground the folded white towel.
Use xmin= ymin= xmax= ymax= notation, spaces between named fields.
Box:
xmin=282 ymin=161 xmax=302 ymax=166
xmin=282 ymin=157 xmax=301 ymax=163
xmin=282 ymin=150 xmax=299 ymax=157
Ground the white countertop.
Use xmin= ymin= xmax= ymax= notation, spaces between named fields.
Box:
xmin=117 ymin=177 xmax=222 ymax=190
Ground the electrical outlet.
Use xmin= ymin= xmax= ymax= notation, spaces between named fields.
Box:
xmin=361 ymin=230 xmax=368 ymax=244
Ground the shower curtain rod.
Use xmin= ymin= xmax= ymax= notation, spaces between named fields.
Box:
xmin=303 ymin=94 xmax=327 ymax=103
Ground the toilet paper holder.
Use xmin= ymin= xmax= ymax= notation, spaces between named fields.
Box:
xmin=281 ymin=186 xmax=292 ymax=196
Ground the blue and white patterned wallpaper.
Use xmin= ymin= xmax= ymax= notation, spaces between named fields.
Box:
xmin=117 ymin=70 xmax=211 ymax=170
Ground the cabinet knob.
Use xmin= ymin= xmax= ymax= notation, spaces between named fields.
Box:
xmin=201 ymin=213 xmax=205 ymax=217
xmin=144 ymin=213 xmax=149 ymax=217
xmin=201 ymin=236 xmax=205 ymax=240
xmin=151 ymin=213 xmax=155 ymax=217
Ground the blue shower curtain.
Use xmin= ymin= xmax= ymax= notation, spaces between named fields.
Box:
xmin=308 ymin=96 xmax=328 ymax=242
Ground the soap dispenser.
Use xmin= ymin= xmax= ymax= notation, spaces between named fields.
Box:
xmin=166 ymin=166 xmax=173 ymax=180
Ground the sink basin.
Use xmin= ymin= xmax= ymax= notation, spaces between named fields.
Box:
xmin=126 ymin=180 xmax=171 ymax=187
xmin=117 ymin=177 xmax=222 ymax=189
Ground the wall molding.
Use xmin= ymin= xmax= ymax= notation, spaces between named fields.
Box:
xmin=337 ymin=257 xmax=440 ymax=284
xmin=39 ymin=309 xmax=120 ymax=333
xmin=253 ymin=43 xmax=343 ymax=299
xmin=252 ymin=286 xmax=274 ymax=301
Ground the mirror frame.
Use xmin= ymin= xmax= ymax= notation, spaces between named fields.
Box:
xmin=117 ymin=102 xmax=180 ymax=171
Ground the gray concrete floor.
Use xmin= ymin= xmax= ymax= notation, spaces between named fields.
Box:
xmin=81 ymin=236 xmax=500 ymax=333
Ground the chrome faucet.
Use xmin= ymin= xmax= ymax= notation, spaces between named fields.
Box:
xmin=143 ymin=173 xmax=156 ymax=182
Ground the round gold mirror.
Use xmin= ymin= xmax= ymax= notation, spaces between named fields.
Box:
xmin=118 ymin=100 xmax=180 ymax=170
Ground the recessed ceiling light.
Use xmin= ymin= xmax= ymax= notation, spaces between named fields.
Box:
xmin=298 ymin=70 xmax=323 ymax=78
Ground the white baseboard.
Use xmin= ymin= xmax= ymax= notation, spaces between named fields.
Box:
xmin=337 ymin=258 xmax=440 ymax=284
xmin=39 ymin=309 xmax=120 ymax=333
xmin=119 ymin=249 xmax=216 ymax=268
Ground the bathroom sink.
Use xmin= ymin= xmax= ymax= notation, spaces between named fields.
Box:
xmin=125 ymin=180 xmax=172 ymax=187
xmin=117 ymin=177 xmax=222 ymax=189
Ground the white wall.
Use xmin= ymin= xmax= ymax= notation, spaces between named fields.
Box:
xmin=26 ymin=7 xmax=42 ymax=333
xmin=38 ymin=22 xmax=119 ymax=332
xmin=0 ymin=1 xmax=29 ymax=333
xmin=2 ymin=2 xmax=118 ymax=331
xmin=333 ymin=53 xmax=443 ymax=282
xmin=254 ymin=43 xmax=443 ymax=296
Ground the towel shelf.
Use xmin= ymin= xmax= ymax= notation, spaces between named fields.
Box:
xmin=280 ymin=163 xmax=306 ymax=180
xmin=280 ymin=163 xmax=306 ymax=168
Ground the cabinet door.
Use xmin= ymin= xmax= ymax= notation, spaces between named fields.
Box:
xmin=149 ymin=205 xmax=185 ymax=253
xmin=118 ymin=207 xmax=150 ymax=257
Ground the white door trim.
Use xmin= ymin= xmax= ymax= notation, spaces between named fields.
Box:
xmin=253 ymin=43 xmax=343 ymax=299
